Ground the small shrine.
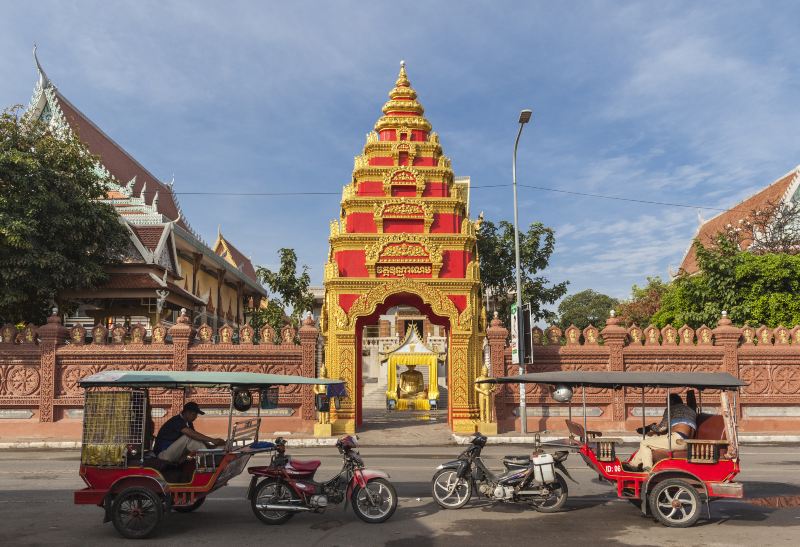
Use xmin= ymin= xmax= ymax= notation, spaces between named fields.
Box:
xmin=383 ymin=326 xmax=444 ymax=411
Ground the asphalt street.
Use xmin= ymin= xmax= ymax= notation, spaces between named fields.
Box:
xmin=0 ymin=445 xmax=798 ymax=546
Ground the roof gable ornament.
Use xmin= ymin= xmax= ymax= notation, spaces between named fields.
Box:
xmin=33 ymin=44 xmax=52 ymax=89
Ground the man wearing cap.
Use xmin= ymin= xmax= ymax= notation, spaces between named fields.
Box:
xmin=154 ymin=402 xmax=226 ymax=464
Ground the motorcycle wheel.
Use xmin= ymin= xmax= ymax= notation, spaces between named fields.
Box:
xmin=351 ymin=478 xmax=397 ymax=523
xmin=531 ymin=474 xmax=569 ymax=513
xmin=431 ymin=469 xmax=472 ymax=509
xmin=251 ymin=479 xmax=296 ymax=525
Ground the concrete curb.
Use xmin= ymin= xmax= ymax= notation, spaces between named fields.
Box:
xmin=452 ymin=434 xmax=800 ymax=445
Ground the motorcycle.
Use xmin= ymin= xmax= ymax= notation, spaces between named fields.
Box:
xmin=247 ymin=435 xmax=397 ymax=524
xmin=431 ymin=433 xmax=573 ymax=512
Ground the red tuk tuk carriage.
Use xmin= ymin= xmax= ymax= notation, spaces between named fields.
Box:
xmin=74 ymin=370 xmax=341 ymax=538
xmin=482 ymin=371 xmax=747 ymax=527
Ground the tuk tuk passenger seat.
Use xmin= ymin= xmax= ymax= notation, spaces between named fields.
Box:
xmin=651 ymin=413 xmax=728 ymax=464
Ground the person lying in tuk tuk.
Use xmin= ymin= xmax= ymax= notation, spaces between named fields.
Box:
xmin=624 ymin=393 xmax=697 ymax=472
xmin=154 ymin=402 xmax=226 ymax=464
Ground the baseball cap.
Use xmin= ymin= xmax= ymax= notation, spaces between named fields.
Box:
xmin=182 ymin=401 xmax=205 ymax=415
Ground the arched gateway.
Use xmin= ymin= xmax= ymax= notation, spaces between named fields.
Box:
xmin=320 ymin=63 xmax=486 ymax=435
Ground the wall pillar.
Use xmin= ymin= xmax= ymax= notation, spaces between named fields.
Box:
xmin=298 ymin=315 xmax=318 ymax=421
xmin=37 ymin=312 xmax=67 ymax=422
xmin=168 ymin=309 xmax=194 ymax=416
xmin=449 ymin=331 xmax=480 ymax=433
xmin=713 ymin=312 xmax=742 ymax=418
xmin=329 ymin=332 xmax=357 ymax=435
xmin=601 ymin=312 xmax=628 ymax=425
xmin=486 ymin=312 xmax=509 ymax=426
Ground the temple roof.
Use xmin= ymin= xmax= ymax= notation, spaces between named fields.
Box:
xmin=25 ymin=48 xmax=265 ymax=297
xmin=213 ymin=228 xmax=258 ymax=282
xmin=679 ymin=166 xmax=800 ymax=274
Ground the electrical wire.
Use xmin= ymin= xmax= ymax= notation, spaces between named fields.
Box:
xmin=128 ymin=183 xmax=752 ymax=214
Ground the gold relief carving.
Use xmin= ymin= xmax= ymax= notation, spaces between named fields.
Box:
xmin=661 ymin=325 xmax=677 ymax=345
xmin=380 ymin=243 xmax=429 ymax=259
xmin=756 ymin=326 xmax=772 ymax=345
xmin=678 ymin=325 xmax=695 ymax=345
xmin=219 ymin=324 xmax=233 ymax=344
xmin=329 ymin=220 xmax=341 ymax=238
xmin=324 ymin=261 xmax=338 ymax=281
xmin=644 ymin=326 xmax=660 ymax=345
xmin=628 ymin=326 xmax=642 ymax=345
xmin=70 ymin=325 xmax=86 ymax=345
xmin=111 ymin=325 xmax=126 ymax=344
xmin=353 ymin=155 xmax=368 ymax=171
xmin=374 ymin=116 xmax=431 ymax=133
xmin=259 ymin=325 xmax=276 ymax=344
xmin=583 ymin=326 xmax=599 ymax=345
xmin=152 ymin=324 xmax=167 ymax=344
xmin=333 ymin=304 xmax=350 ymax=329
xmin=457 ymin=304 xmax=473 ymax=331
xmin=376 ymin=265 xmax=432 ymax=277
xmin=697 ymin=326 xmax=712 ymax=345
xmin=92 ymin=325 xmax=107 ymax=345
xmin=130 ymin=324 xmax=146 ymax=344
xmin=366 ymin=131 xmax=378 ymax=144
xmin=198 ymin=324 xmax=213 ymax=343
xmin=365 ymin=235 xmax=443 ymax=277
xmin=390 ymin=141 xmax=418 ymax=164
xmin=742 ymin=326 xmax=755 ymax=344
xmin=774 ymin=326 xmax=790 ymax=345
xmin=240 ymin=325 xmax=254 ymax=344
xmin=382 ymin=167 xmax=425 ymax=197
xmin=281 ymin=325 xmax=297 ymax=345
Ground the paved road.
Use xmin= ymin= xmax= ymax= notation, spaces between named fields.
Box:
xmin=1 ymin=446 xmax=799 ymax=546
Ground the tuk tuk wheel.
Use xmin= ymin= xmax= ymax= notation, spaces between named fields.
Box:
xmin=648 ymin=478 xmax=701 ymax=528
xmin=111 ymin=486 xmax=164 ymax=539
xmin=172 ymin=496 xmax=205 ymax=513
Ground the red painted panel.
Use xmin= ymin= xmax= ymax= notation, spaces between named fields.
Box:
xmin=379 ymin=130 xmax=395 ymax=141
xmin=423 ymin=182 xmax=448 ymax=197
xmin=357 ymin=181 xmax=384 ymax=196
xmin=369 ymin=156 xmax=394 ymax=166
xmin=391 ymin=187 xmax=417 ymax=197
xmin=398 ymin=152 xmax=408 ymax=166
xmin=412 ymin=130 xmax=428 ymax=141
xmin=338 ymin=294 xmax=361 ymax=313
xmin=430 ymin=213 xmax=460 ymax=233
xmin=335 ymin=250 xmax=368 ymax=277
xmin=383 ymin=218 xmax=424 ymax=233
xmin=412 ymin=156 xmax=437 ymax=167
xmin=447 ymin=294 xmax=467 ymax=312
xmin=346 ymin=213 xmax=377 ymax=233
xmin=440 ymin=250 xmax=470 ymax=278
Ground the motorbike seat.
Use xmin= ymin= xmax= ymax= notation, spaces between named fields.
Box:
xmin=288 ymin=459 xmax=321 ymax=473
xmin=503 ymin=455 xmax=531 ymax=468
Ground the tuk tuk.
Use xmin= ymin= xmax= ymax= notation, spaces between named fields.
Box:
xmin=73 ymin=370 xmax=342 ymax=538
xmin=480 ymin=371 xmax=747 ymax=527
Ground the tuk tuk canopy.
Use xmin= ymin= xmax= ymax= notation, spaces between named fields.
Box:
xmin=79 ymin=370 xmax=344 ymax=389
xmin=477 ymin=371 xmax=747 ymax=390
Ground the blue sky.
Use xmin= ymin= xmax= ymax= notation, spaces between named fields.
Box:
xmin=2 ymin=1 xmax=799 ymax=303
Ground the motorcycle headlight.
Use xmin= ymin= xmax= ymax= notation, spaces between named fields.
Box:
xmin=435 ymin=464 xmax=444 ymax=470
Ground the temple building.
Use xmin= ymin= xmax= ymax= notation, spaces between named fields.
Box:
xmin=320 ymin=63 xmax=486 ymax=435
xmin=25 ymin=50 xmax=267 ymax=334
xmin=680 ymin=165 xmax=800 ymax=275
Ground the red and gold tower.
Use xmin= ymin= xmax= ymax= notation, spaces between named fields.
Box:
xmin=320 ymin=63 xmax=486 ymax=434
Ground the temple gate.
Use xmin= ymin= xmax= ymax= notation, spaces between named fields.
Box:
xmin=320 ymin=63 xmax=486 ymax=435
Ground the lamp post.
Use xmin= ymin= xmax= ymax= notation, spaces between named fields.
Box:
xmin=513 ymin=109 xmax=532 ymax=434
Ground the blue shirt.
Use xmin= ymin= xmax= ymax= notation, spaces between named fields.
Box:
xmin=153 ymin=414 xmax=193 ymax=454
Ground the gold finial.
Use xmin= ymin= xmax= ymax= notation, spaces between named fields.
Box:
xmin=396 ymin=60 xmax=409 ymax=87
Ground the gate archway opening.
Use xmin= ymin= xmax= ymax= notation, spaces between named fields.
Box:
xmin=354 ymin=292 xmax=450 ymax=428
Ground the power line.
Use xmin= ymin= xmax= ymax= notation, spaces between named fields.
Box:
xmin=126 ymin=183 xmax=750 ymax=214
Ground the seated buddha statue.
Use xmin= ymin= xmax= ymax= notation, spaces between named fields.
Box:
xmin=398 ymin=365 xmax=427 ymax=399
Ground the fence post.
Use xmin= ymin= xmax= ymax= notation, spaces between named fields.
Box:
xmin=712 ymin=311 xmax=742 ymax=418
xmin=601 ymin=311 xmax=627 ymax=425
xmin=37 ymin=311 xmax=67 ymax=422
xmin=486 ymin=312 xmax=509 ymax=422
xmin=168 ymin=309 xmax=194 ymax=416
xmin=299 ymin=315 xmax=318 ymax=421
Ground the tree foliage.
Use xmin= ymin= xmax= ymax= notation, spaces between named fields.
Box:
xmin=615 ymin=276 xmax=669 ymax=327
xmin=477 ymin=219 xmax=568 ymax=324
xmin=721 ymin=199 xmax=800 ymax=255
xmin=653 ymin=234 xmax=800 ymax=328
xmin=557 ymin=289 xmax=618 ymax=330
xmin=0 ymin=106 xmax=128 ymax=324
xmin=252 ymin=248 xmax=313 ymax=340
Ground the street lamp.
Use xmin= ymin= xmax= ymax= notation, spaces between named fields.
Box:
xmin=513 ymin=109 xmax=532 ymax=434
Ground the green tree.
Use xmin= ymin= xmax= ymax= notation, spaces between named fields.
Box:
xmin=251 ymin=248 xmax=314 ymax=340
xmin=557 ymin=289 xmax=618 ymax=330
xmin=652 ymin=234 xmax=800 ymax=328
xmin=0 ymin=106 xmax=128 ymax=324
xmin=477 ymin=219 xmax=568 ymax=324
xmin=615 ymin=276 xmax=669 ymax=327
